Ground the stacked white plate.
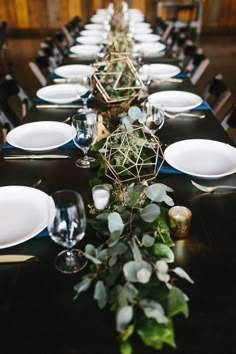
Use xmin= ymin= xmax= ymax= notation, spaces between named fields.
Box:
xmin=134 ymin=42 xmax=166 ymax=57
xmin=134 ymin=34 xmax=161 ymax=42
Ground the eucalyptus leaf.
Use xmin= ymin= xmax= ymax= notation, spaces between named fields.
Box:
xmin=85 ymin=252 xmax=102 ymax=265
xmin=109 ymin=255 xmax=118 ymax=267
xmin=123 ymin=260 xmax=152 ymax=283
xmin=108 ymin=242 xmax=128 ymax=257
xmin=73 ymin=276 xmax=92 ymax=298
xmin=116 ymin=305 xmax=133 ymax=332
xmin=140 ymin=299 xmax=168 ymax=324
xmin=128 ymin=106 xmax=143 ymax=122
xmin=140 ymin=204 xmax=161 ymax=223
xmin=121 ymin=117 xmax=134 ymax=131
xmin=142 ymin=234 xmax=155 ymax=247
xmin=172 ymin=267 xmax=194 ymax=284
xmin=108 ymin=212 xmax=124 ymax=236
xmin=130 ymin=237 xmax=142 ymax=262
xmin=147 ymin=183 xmax=173 ymax=203
xmin=94 ymin=280 xmax=107 ymax=309
xmin=85 ymin=244 xmax=96 ymax=257
xmin=163 ymin=194 xmax=174 ymax=206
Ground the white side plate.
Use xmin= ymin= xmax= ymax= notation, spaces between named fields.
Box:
xmin=134 ymin=34 xmax=161 ymax=42
xmin=0 ymin=186 xmax=54 ymax=249
xmin=36 ymin=84 xmax=86 ymax=104
xmin=164 ymin=139 xmax=236 ymax=178
xmin=54 ymin=64 xmax=94 ymax=79
xmin=7 ymin=121 xmax=76 ymax=151
xmin=148 ymin=90 xmax=202 ymax=112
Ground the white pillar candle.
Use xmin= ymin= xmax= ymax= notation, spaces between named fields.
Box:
xmin=92 ymin=185 xmax=110 ymax=211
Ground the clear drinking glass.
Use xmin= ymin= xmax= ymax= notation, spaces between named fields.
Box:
xmin=47 ymin=190 xmax=87 ymax=274
xmin=76 ymin=76 xmax=92 ymax=108
xmin=142 ymin=102 xmax=165 ymax=135
xmin=72 ymin=108 xmax=97 ymax=168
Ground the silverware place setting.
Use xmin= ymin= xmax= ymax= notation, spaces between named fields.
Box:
xmin=191 ymin=180 xmax=236 ymax=193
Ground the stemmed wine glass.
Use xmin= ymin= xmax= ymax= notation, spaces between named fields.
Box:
xmin=47 ymin=190 xmax=87 ymax=274
xmin=75 ymin=76 xmax=93 ymax=108
xmin=72 ymin=108 xmax=97 ymax=168
xmin=141 ymin=102 xmax=165 ymax=147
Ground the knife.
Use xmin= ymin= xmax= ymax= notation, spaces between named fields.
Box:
xmin=3 ymin=155 xmax=70 ymax=160
xmin=0 ymin=255 xmax=39 ymax=263
xmin=36 ymin=104 xmax=83 ymax=109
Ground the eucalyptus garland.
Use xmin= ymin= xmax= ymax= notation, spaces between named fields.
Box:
xmin=74 ymin=182 xmax=194 ymax=354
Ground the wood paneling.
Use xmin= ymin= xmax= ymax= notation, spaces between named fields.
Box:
xmin=0 ymin=0 xmax=235 ymax=33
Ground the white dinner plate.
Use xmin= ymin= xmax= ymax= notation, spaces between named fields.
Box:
xmin=80 ymin=30 xmax=103 ymax=37
xmin=70 ymin=44 xmax=100 ymax=57
xmin=164 ymin=139 xmax=236 ymax=178
xmin=0 ymin=186 xmax=54 ymax=249
xmin=76 ymin=36 xmax=103 ymax=45
xmin=135 ymin=42 xmax=166 ymax=56
xmin=7 ymin=121 xmax=76 ymax=151
xmin=140 ymin=64 xmax=181 ymax=79
xmin=36 ymin=84 xmax=86 ymax=104
xmin=134 ymin=34 xmax=161 ymax=42
xmin=148 ymin=90 xmax=202 ymax=112
xmin=84 ymin=23 xmax=104 ymax=30
xmin=130 ymin=27 xmax=152 ymax=35
xmin=54 ymin=64 xmax=94 ymax=79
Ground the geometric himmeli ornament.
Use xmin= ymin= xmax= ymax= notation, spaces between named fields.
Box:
xmin=99 ymin=125 xmax=164 ymax=183
xmin=93 ymin=53 xmax=145 ymax=103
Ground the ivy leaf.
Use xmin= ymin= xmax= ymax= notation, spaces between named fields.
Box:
xmin=120 ymin=324 xmax=135 ymax=341
xmin=152 ymin=243 xmax=174 ymax=263
xmin=108 ymin=212 xmax=124 ymax=236
xmin=172 ymin=267 xmax=194 ymax=284
xmin=120 ymin=340 xmax=133 ymax=354
xmin=94 ymin=280 xmax=107 ymax=309
xmin=137 ymin=318 xmax=176 ymax=350
xmin=168 ymin=286 xmax=189 ymax=318
xmin=140 ymin=203 xmax=161 ymax=223
xmin=140 ymin=299 xmax=168 ymax=324
xmin=123 ymin=260 xmax=152 ymax=283
xmin=156 ymin=215 xmax=175 ymax=247
xmin=116 ymin=305 xmax=133 ymax=332
xmin=142 ymin=234 xmax=155 ymax=247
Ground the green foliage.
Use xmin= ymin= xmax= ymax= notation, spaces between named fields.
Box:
xmin=74 ymin=182 xmax=193 ymax=353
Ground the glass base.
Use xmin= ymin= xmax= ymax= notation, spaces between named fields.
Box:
xmin=75 ymin=157 xmax=91 ymax=168
xmin=54 ymin=248 xmax=87 ymax=274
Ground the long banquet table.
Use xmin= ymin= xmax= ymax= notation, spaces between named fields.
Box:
xmin=1 ymin=19 xmax=236 ymax=354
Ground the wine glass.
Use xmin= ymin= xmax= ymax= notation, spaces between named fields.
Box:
xmin=47 ymin=190 xmax=87 ymax=274
xmin=72 ymin=108 xmax=97 ymax=168
xmin=141 ymin=102 xmax=165 ymax=147
xmin=75 ymin=76 xmax=93 ymax=108
xmin=139 ymin=64 xmax=151 ymax=98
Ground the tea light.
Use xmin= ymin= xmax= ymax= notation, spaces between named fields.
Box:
xmin=92 ymin=184 xmax=110 ymax=211
xmin=168 ymin=206 xmax=192 ymax=239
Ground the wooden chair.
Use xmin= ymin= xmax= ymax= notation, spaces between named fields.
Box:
xmin=202 ymin=74 xmax=232 ymax=115
xmin=221 ymin=104 xmax=236 ymax=143
xmin=28 ymin=54 xmax=53 ymax=87
xmin=185 ymin=48 xmax=210 ymax=85
xmin=0 ymin=75 xmax=31 ymax=128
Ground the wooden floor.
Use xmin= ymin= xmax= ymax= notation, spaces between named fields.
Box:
xmin=2 ymin=33 xmax=236 ymax=141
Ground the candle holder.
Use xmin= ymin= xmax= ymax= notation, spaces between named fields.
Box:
xmin=168 ymin=206 xmax=192 ymax=239
xmin=92 ymin=184 xmax=111 ymax=211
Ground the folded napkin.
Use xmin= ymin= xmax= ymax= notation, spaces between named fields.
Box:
xmin=35 ymin=228 xmax=49 ymax=238
xmin=158 ymin=160 xmax=183 ymax=174
xmin=192 ymin=100 xmax=212 ymax=111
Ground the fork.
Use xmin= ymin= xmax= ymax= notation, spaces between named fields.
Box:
xmin=191 ymin=180 xmax=236 ymax=193
xmin=165 ymin=112 xmax=206 ymax=119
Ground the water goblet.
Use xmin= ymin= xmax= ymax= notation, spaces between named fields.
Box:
xmin=47 ymin=189 xmax=87 ymax=274
xmin=141 ymin=102 xmax=165 ymax=147
xmin=76 ymin=76 xmax=93 ymax=108
xmin=72 ymin=108 xmax=97 ymax=168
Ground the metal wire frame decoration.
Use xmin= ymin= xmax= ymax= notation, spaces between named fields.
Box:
xmin=99 ymin=125 xmax=164 ymax=183
xmin=92 ymin=53 xmax=145 ymax=103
